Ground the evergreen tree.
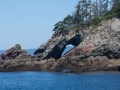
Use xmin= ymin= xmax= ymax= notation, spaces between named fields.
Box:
xmin=102 ymin=0 xmax=109 ymax=15
xmin=113 ymin=0 xmax=120 ymax=10
xmin=52 ymin=0 xmax=120 ymax=32
xmin=63 ymin=15 xmax=74 ymax=29
xmin=73 ymin=0 xmax=83 ymax=27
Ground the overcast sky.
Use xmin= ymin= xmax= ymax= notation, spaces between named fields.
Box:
xmin=0 ymin=0 xmax=78 ymax=50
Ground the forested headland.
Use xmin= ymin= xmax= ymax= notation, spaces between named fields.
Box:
xmin=53 ymin=0 xmax=120 ymax=31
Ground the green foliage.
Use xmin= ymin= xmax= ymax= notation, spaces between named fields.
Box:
xmin=53 ymin=15 xmax=74 ymax=31
xmin=52 ymin=0 xmax=120 ymax=32
xmin=15 ymin=44 xmax=21 ymax=49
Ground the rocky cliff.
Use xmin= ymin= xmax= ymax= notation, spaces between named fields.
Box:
xmin=34 ymin=29 xmax=83 ymax=60
xmin=64 ymin=18 xmax=120 ymax=59
xmin=34 ymin=18 xmax=120 ymax=60
xmin=0 ymin=18 xmax=120 ymax=72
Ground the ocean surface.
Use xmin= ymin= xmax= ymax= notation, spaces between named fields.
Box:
xmin=1 ymin=46 xmax=120 ymax=90
xmin=0 ymin=71 xmax=120 ymax=90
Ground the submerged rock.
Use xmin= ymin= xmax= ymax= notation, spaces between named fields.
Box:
xmin=65 ymin=70 xmax=78 ymax=73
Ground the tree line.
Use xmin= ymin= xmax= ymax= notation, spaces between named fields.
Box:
xmin=53 ymin=0 xmax=120 ymax=31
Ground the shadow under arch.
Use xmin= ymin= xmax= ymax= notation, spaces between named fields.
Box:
xmin=34 ymin=34 xmax=82 ymax=60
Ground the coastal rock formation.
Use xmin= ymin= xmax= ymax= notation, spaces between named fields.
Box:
xmin=90 ymin=44 xmax=120 ymax=59
xmin=0 ymin=56 xmax=120 ymax=72
xmin=1 ymin=45 xmax=31 ymax=60
xmin=34 ymin=18 xmax=120 ymax=60
xmin=64 ymin=18 xmax=120 ymax=59
xmin=34 ymin=30 xmax=83 ymax=60
xmin=0 ymin=18 xmax=120 ymax=72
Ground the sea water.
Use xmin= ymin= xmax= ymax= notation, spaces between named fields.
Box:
xmin=0 ymin=71 xmax=120 ymax=90
xmin=0 ymin=47 xmax=120 ymax=90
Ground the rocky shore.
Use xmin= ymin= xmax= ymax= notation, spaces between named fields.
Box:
xmin=0 ymin=56 xmax=120 ymax=72
xmin=0 ymin=18 xmax=120 ymax=72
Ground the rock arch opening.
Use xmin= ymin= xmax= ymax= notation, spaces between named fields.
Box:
xmin=34 ymin=33 xmax=82 ymax=60
xmin=62 ymin=44 xmax=74 ymax=56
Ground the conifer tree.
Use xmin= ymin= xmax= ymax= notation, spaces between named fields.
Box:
xmin=52 ymin=0 xmax=120 ymax=31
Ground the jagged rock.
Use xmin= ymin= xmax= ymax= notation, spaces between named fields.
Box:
xmin=90 ymin=44 xmax=120 ymax=59
xmin=0 ymin=56 xmax=120 ymax=72
xmin=34 ymin=30 xmax=83 ymax=60
xmin=34 ymin=18 xmax=120 ymax=60
xmin=1 ymin=18 xmax=120 ymax=72
xmin=1 ymin=45 xmax=31 ymax=60
xmin=64 ymin=18 xmax=120 ymax=59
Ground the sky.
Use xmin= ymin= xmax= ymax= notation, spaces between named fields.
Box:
xmin=0 ymin=0 xmax=78 ymax=50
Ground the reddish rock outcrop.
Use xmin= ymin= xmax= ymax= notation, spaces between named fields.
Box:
xmin=1 ymin=46 xmax=31 ymax=60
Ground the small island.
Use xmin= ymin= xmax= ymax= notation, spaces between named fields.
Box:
xmin=0 ymin=0 xmax=120 ymax=73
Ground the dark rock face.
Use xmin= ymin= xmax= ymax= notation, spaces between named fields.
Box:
xmin=34 ymin=30 xmax=82 ymax=60
xmin=1 ymin=46 xmax=31 ymax=60
xmin=90 ymin=44 xmax=120 ymax=59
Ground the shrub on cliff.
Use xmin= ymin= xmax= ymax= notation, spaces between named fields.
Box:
xmin=15 ymin=44 xmax=21 ymax=49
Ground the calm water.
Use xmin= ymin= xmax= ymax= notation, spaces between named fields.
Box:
xmin=0 ymin=71 xmax=120 ymax=90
